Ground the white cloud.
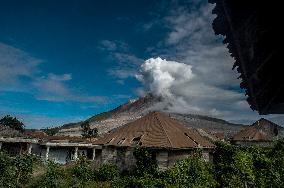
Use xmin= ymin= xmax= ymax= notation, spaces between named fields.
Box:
xmin=0 ymin=42 xmax=41 ymax=88
xmin=136 ymin=57 xmax=194 ymax=98
xmin=99 ymin=40 xmax=129 ymax=52
xmin=48 ymin=73 xmax=72 ymax=81
xmin=33 ymin=73 xmax=107 ymax=103
xmin=135 ymin=1 xmax=284 ymax=124
xmin=137 ymin=57 xmax=247 ymax=119
xmin=0 ymin=43 xmax=107 ymax=103
xmin=134 ymin=1 xmax=284 ymax=123
xmin=99 ymin=40 xmax=143 ymax=79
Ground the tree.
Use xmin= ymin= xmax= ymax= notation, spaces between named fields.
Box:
xmin=81 ymin=121 xmax=98 ymax=139
xmin=43 ymin=127 xmax=59 ymax=136
xmin=0 ymin=115 xmax=25 ymax=132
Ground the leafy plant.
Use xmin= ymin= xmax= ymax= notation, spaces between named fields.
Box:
xmin=0 ymin=152 xmax=37 ymax=187
xmin=133 ymin=147 xmax=158 ymax=176
xmin=42 ymin=160 xmax=61 ymax=188
xmin=96 ymin=163 xmax=119 ymax=181
xmin=164 ymin=155 xmax=217 ymax=188
xmin=72 ymin=157 xmax=94 ymax=186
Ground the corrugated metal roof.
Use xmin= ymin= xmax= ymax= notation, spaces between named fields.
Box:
xmin=94 ymin=112 xmax=215 ymax=149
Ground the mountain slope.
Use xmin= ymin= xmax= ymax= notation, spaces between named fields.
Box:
xmin=57 ymin=94 xmax=246 ymax=137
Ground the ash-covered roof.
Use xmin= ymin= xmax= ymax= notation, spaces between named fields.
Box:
xmin=24 ymin=131 xmax=47 ymax=139
xmin=94 ymin=112 xmax=215 ymax=149
xmin=233 ymin=118 xmax=283 ymax=141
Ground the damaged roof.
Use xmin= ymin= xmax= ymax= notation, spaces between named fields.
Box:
xmin=94 ymin=112 xmax=215 ymax=149
xmin=233 ymin=118 xmax=283 ymax=141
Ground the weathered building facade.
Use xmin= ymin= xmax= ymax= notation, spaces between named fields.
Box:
xmin=0 ymin=135 xmax=100 ymax=164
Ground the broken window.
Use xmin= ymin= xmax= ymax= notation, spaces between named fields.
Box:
xmin=106 ymin=138 xmax=114 ymax=144
xmin=117 ymin=138 xmax=126 ymax=145
xmin=132 ymin=136 xmax=141 ymax=145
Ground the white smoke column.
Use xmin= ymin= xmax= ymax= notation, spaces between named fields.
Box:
xmin=136 ymin=57 xmax=247 ymax=118
xmin=136 ymin=57 xmax=194 ymax=99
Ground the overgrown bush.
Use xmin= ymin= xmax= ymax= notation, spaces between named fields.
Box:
xmin=213 ymin=140 xmax=284 ymax=188
xmin=72 ymin=157 xmax=94 ymax=186
xmin=3 ymin=140 xmax=284 ymax=188
xmin=42 ymin=160 xmax=61 ymax=188
xmin=133 ymin=147 xmax=158 ymax=176
xmin=164 ymin=155 xmax=217 ymax=188
xmin=96 ymin=163 xmax=120 ymax=181
xmin=0 ymin=152 xmax=37 ymax=187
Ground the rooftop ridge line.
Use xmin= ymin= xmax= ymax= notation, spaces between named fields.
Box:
xmin=155 ymin=113 xmax=173 ymax=148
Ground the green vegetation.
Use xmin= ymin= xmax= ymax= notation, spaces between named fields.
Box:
xmin=0 ymin=152 xmax=38 ymax=187
xmin=42 ymin=127 xmax=60 ymax=136
xmin=81 ymin=120 xmax=98 ymax=139
xmin=0 ymin=115 xmax=25 ymax=132
xmin=1 ymin=141 xmax=284 ymax=187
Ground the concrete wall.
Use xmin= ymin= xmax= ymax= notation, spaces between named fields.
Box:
xmin=41 ymin=147 xmax=71 ymax=164
xmin=98 ymin=147 xmax=214 ymax=171
xmin=168 ymin=150 xmax=192 ymax=167
xmin=160 ymin=149 xmax=213 ymax=169
xmin=156 ymin=151 xmax=168 ymax=171
xmin=101 ymin=146 xmax=136 ymax=171
xmin=101 ymin=146 xmax=117 ymax=164
xmin=124 ymin=149 xmax=136 ymax=170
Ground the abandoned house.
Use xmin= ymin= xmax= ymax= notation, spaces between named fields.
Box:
xmin=0 ymin=132 xmax=101 ymax=164
xmin=0 ymin=137 xmax=39 ymax=156
xmin=94 ymin=111 xmax=215 ymax=171
xmin=232 ymin=118 xmax=284 ymax=146
xmin=39 ymin=136 xmax=101 ymax=164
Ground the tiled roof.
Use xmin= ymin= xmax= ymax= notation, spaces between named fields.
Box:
xmin=212 ymin=132 xmax=225 ymax=140
xmin=94 ymin=112 xmax=215 ymax=149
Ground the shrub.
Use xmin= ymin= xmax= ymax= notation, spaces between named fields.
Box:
xmin=14 ymin=154 xmax=37 ymax=185
xmin=0 ymin=151 xmax=16 ymax=187
xmin=72 ymin=157 xmax=94 ymax=186
xmin=164 ymin=155 xmax=217 ymax=188
xmin=96 ymin=163 xmax=119 ymax=181
xmin=133 ymin=147 xmax=158 ymax=176
xmin=0 ymin=152 xmax=37 ymax=187
xmin=42 ymin=160 xmax=61 ymax=188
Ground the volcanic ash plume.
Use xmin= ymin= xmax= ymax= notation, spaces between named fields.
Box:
xmin=136 ymin=57 xmax=194 ymax=98
xmin=136 ymin=57 xmax=245 ymax=118
xmin=135 ymin=57 xmax=200 ymax=114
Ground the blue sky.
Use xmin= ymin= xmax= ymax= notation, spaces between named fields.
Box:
xmin=1 ymin=0 xmax=284 ymax=128
xmin=0 ymin=0 xmax=169 ymax=128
